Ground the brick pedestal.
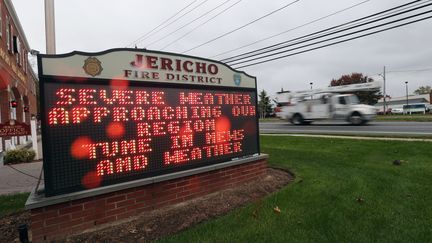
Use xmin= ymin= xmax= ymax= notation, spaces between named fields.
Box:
xmin=28 ymin=157 xmax=267 ymax=242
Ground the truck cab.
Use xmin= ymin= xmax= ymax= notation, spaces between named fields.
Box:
xmin=276 ymin=93 xmax=377 ymax=125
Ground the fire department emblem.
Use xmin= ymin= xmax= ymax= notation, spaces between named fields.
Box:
xmin=83 ymin=57 xmax=103 ymax=77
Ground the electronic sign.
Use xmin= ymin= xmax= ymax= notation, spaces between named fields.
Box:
xmin=38 ymin=49 xmax=259 ymax=196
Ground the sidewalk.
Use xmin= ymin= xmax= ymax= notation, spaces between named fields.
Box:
xmin=0 ymin=161 xmax=43 ymax=195
xmin=0 ymin=137 xmax=44 ymax=195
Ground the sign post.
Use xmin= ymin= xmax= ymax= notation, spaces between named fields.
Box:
xmin=31 ymin=117 xmax=39 ymax=160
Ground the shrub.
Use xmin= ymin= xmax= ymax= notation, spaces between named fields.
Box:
xmin=26 ymin=150 xmax=36 ymax=162
xmin=3 ymin=149 xmax=36 ymax=164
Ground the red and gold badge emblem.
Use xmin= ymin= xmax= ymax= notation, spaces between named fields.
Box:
xmin=83 ymin=57 xmax=103 ymax=77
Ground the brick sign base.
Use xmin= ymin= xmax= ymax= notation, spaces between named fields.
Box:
xmin=28 ymin=158 xmax=267 ymax=242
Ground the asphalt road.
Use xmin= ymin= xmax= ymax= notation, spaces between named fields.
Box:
xmin=259 ymin=121 xmax=432 ymax=137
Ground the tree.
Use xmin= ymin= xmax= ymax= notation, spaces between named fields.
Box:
xmin=414 ymin=85 xmax=431 ymax=95
xmin=258 ymin=89 xmax=273 ymax=119
xmin=330 ymin=72 xmax=382 ymax=105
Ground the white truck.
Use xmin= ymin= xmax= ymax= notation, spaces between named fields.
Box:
xmin=275 ymin=82 xmax=381 ymax=125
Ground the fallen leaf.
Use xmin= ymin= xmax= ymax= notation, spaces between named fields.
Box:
xmin=252 ymin=210 xmax=258 ymax=218
xmin=129 ymin=228 xmax=138 ymax=234
xmin=144 ymin=226 xmax=152 ymax=233
xmin=273 ymin=206 xmax=281 ymax=214
xmin=393 ymin=160 xmax=401 ymax=165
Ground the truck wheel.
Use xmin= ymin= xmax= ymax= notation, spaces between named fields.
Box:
xmin=349 ymin=112 xmax=364 ymax=125
xmin=291 ymin=114 xmax=304 ymax=125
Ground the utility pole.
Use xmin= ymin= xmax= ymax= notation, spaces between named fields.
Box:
xmin=383 ymin=66 xmax=386 ymax=115
xmin=45 ymin=0 xmax=56 ymax=54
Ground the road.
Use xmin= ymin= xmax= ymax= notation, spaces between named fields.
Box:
xmin=259 ymin=121 xmax=432 ymax=137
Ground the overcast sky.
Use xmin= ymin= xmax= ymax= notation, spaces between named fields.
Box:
xmin=11 ymin=0 xmax=432 ymax=98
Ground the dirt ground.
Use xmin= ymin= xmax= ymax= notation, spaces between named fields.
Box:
xmin=0 ymin=210 xmax=31 ymax=242
xmin=0 ymin=168 xmax=293 ymax=243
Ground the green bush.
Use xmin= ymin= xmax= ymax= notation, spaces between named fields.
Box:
xmin=26 ymin=150 xmax=36 ymax=162
xmin=3 ymin=149 xmax=36 ymax=164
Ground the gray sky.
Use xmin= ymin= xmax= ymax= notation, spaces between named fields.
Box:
xmin=11 ymin=0 xmax=432 ymax=98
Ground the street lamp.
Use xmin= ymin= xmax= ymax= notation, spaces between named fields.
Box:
xmin=310 ymin=82 xmax=313 ymax=99
xmin=405 ymin=81 xmax=409 ymax=105
xmin=379 ymin=66 xmax=386 ymax=115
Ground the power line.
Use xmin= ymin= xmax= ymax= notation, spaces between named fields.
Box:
xmin=373 ymin=66 xmax=432 ymax=75
xmin=227 ymin=1 xmax=432 ymax=65
xmin=211 ymin=0 xmax=371 ymax=59
xmin=146 ymin=0 xmax=233 ymax=48
xmin=222 ymin=0 xmax=425 ymax=63
xmin=161 ymin=0 xmax=242 ymax=50
xmin=126 ymin=0 xmax=198 ymax=47
xmin=230 ymin=0 xmax=429 ymax=61
xmin=387 ymin=67 xmax=432 ymax=73
xmin=231 ymin=9 xmax=432 ymax=67
xmin=133 ymin=0 xmax=211 ymax=47
xmin=181 ymin=0 xmax=301 ymax=54
xmin=232 ymin=13 xmax=432 ymax=69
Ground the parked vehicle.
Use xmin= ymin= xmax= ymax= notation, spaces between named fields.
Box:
xmin=403 ymin=103 xmax=429 ymax=114
xmin=390 ymin=107 xmax=404 ymax=114
xmin=377 ymin=108 xmax=392 ymax=115
xmin=275 ymin=82 xmax=380 ymax=125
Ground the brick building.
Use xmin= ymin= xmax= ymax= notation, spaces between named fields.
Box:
xmin=0 ymin=0 xmax=38 ymax=152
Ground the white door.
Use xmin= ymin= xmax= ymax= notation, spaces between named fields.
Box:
xmin=333 ymin=96 xmax=350 ymax=119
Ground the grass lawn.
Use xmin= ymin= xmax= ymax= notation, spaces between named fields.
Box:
xmin=160 ymin=136 xmax=432 ymax=242
xmin=0 ymin=193 xmax=29 ymax=217
xmin=376 ymin=114 xmax=432 ymax=122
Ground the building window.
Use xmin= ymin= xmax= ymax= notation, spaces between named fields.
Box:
xmin=0 ymin=2 xmax=2 ymax=38
xmin=22 ymin=49 xmax=26 ymax=71
xmin=6 ymin=16 xmax=11 ymax=52
xmin=23 ymin=50 xmax=28 ymax=74
xmin=13 ymin=36 xmax=21 ymax=66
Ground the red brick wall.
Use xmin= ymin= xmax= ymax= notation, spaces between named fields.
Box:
xmin=30 ymin=159 xmax=267 ymax=242
xmin=0 ymin=0 xmax=39 ymax=124
xmin=0 ymin=89 xmax=9 ymax=150
xmin=0 ymin=89 xmax=9 ymax=124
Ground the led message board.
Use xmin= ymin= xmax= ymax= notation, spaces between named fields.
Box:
xmin=39 ymin=49 xmax=259 ymax=196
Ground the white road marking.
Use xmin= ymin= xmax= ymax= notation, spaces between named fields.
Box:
xmin=260 ymin=133 xmax=432 ymax=142
xmin=260 ymin=128 xmax=432 ymax=135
